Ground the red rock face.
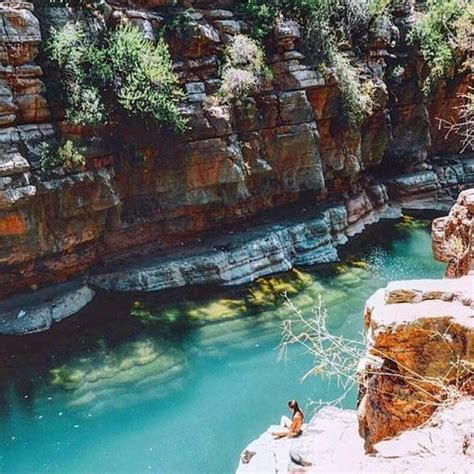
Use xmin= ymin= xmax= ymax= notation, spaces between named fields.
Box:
xmin=359 ymin=277 xmax=474 ymax=451
xmin=0 ymin=1 xmax=471 ymax=299
xmin=429 ymin=73 xmax=472 ymax=154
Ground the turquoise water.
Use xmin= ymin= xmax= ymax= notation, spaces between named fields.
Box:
xmin=0 ymin=216 xmax=445 ymax=473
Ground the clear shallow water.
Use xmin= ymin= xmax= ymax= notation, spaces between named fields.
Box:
xmin=0 ymin=216 xmax=445 ymax=474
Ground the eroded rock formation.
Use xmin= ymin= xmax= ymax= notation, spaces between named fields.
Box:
xmin=0 ymin=0 xmax=473 ymax=331
xmin=358 ymin=276 xmax=474 ymax=450
xmin=432 ymin=188 xmax=474 ymax=277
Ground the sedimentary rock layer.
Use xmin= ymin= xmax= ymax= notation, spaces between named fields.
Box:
xmin=0 ymin=186 xmax=396 ymax=334
xmin=0 ymin=0 xmax=471 ymax=303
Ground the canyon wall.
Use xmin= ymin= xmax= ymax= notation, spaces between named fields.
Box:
xmin=0 ymin=1 xmax=472 ymax=319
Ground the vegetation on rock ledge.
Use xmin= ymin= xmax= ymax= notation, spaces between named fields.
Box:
xmin=241 ymin=0 xmax=385 ymax=127
xmin=216 ymin=35 xmax=272 ymax=104
xmin=409 ymin=0 xmax=473 ymax=95
xmin=39 ymin=139 xmax=86 ymax=171
xmin=46 ymin=22 xmax=186 ymax=132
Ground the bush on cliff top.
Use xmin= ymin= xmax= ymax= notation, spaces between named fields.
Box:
xmin=240 ymin=0 xmax=384 ymax=128
xmin=217 ymin=35 xmax=272 ymax=104
xmin=46 ymin=22 xmax=186 ymax=132
xmin=409 ymin=0 xmax=472 ymax=95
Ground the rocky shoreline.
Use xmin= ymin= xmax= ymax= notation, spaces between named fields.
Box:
xmin=237 ymin=274 xmax=474 ymax=473
xmin=0 ymin=181 xmax=395 ymax=334
xmin=238 ymin=399 xmax=474 ymax=473
xmin=1 ymin=179 xmax=473 ymax=335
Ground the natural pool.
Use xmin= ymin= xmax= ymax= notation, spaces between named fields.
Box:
xmin=0 ymin=216 xmax=445 ymax=474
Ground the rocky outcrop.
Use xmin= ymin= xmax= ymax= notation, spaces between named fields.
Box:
xmin=237 ymin=276 xmax=474 ymax=472
xmin=0 ymin=1 xmax=472 ymax=330
xmin=237 ymin=399 xmax=474 ymax=473
xmin=432 ymin=188 xmax=474 ymax=277
xmin=358 ymin=276 xmax=474 ymax=450
xmin=385 ymin=159 xmax=474 ymax=211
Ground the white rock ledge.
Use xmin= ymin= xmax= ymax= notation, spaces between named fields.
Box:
xmin=91 ymin=202 xmax=398 ymax=292
xmin=237 ymin=399 xmax=474 ymax=473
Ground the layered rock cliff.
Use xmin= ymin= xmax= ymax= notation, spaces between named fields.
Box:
xmin=0 ymin=0 xmax=473 ymax=332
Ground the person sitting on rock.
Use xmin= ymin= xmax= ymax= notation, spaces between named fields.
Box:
xmin=272 ymin=400 xmax=304 ymax=439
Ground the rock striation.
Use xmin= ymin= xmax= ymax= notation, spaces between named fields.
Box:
xmin=0 ymin=279 xmax=94 ymax=335
xmin=91 ymin=189 xmax=394 ymax=292
xmin=0 ymin=0 xmax=473 ymax=331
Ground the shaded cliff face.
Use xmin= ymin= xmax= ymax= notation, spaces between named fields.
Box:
xmin=0 ymin=0 xmax=472 ymax=300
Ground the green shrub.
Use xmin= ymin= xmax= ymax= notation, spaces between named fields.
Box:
xmin=238 ymin=1 xmax=278 ymax=40
xmin=217 ymin=34 xmax=271 ymax=104
xmin=105 ymin=25 xmax=186 ymax=132
xmin=46 ymin=22 xmax=186 ymax=132
xmin=331 ymin=53 xmax=375 ymax=128
xmin=239 ymin=1 xmax=386 ymax=127
xmin=162 ymin=9 xmax=198 ymax=34
xmin=409 ymin=0 xmax=472 ymax=95
xmin=46 ymin=22 xmax=105 ymax=125
xmin=39 ymin=140 xmax=86 ymax=171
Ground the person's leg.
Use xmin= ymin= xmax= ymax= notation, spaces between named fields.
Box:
xmin=280 ymin=416 xmax=292 ymax=428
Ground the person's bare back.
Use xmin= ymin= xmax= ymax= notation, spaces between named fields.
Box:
xmin=271 ymin=400 xmax=304 ymax=439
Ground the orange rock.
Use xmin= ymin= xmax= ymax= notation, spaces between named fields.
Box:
xmin=0 ymin=212 xmax=27 ymax=235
